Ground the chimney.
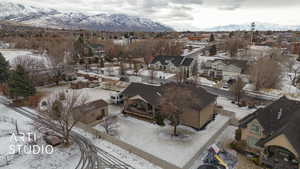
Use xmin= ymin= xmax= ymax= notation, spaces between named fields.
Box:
xmin=277 ymin=108 xmax=282 ymax=120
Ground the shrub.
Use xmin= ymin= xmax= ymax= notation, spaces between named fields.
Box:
xmin=154 ymin=113 xmax=165 ymax=126
xmin=235 ymin=128 xmax=242 ymax=141
xmin=26 ymin=92 xmax=45 ymax=108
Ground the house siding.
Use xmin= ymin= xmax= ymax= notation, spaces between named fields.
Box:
xmin=265 ymin=134 xmax=299 ymax=158
xmin=241 ymin=119 xmax=264 ymax=148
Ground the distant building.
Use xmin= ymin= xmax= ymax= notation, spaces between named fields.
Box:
xmin=201 ymin=59 xmax=249 ymax=81
xmin=150 ymin=55 xmax=194 ymax=78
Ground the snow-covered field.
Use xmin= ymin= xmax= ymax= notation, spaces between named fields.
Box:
xmin=94 ymin=105 xmax=230 ymax=168
xmin=37 ymin=85 xmax=118 ymax=103
xmin=0 ymin=49 xmax=48 ymax=66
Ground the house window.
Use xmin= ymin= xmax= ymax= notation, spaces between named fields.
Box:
xmin=247 ymin=136 xmax=259 ymax=147
xmin=250 ymin=123 xmax=261 ymax=135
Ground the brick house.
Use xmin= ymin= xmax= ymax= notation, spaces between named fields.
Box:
xmin=239 ymin=96 xmax=300 ymax=169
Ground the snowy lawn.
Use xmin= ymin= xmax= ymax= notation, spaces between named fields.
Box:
xmin=0 ymin=101 xmax=81 ymax=169
xmin=94 ymin=106 xmax=230 ymax=168
xmin=217 ymin=97 xmax=257 ymax=120
xmin=75 ymin=127 xmax=162 ymax=169
xmin=37 ymin=85 xmax=118 ymax=103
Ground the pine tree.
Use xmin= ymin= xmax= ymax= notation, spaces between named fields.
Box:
xmin=8 ymin=65 xmax=36 ymax=99
xmin=0 ymin=52 xmax=10 ymax=84
xmin=209 ymin=34 xmax=215 ymax=42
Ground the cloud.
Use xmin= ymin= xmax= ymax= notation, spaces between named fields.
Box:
xmin=203 ymin=0 xmax=300 ymax=10
xmin=3 ymin=0 xmax=300 ymax=30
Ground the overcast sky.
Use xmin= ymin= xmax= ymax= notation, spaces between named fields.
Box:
xmin=5 ymin=0 xmax=300 ymax=30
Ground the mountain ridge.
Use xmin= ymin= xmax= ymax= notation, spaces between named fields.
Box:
xmin=203 ymin=22 xmax=300 ymax=32
xmin=0 ymin=2 xmax=173 ymax=32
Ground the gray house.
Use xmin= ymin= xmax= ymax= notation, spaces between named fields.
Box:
xmin=150 ymin=55 xmax=194 ymax=78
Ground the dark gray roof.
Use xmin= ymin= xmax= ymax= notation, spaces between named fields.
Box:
xmin=89 ymin=43 xmax=104 ymax=49
xmin=162 ymin=83 xmax=217 ymax=110
xmin=181 ymin=58 xmax=194 ymax=67
xmin=240 ymin=96 xmax=300 ymax=155
xmin=120 ymin=83 xmax=162 ymax=106
xmin=74 ymin=99 xmax=108 ymax=114
xmin=151 ymin=55 xmax=184 ymax=67
xmin=120 ymin=82 xmax=216 ymax=109
xmin=214 ymin=59 xmax=248 ymax=71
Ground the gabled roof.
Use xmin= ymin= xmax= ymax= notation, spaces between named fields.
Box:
xmin=120 ymin=83 xmax=162 ymax=106
xmin=239 ymin=96 xmax=300 ymax=155
xmin=120 ymin=82 xmax=216 ymax=109
xmin=74 ymin=99 xmax=108 ymax=114
xmin=151 ymin=55 xmax=184 ymax=67
xmin=213 ymin=59 xmax=248 ymax=70
xmin=181 ymin=58 xmax=194 ymax=67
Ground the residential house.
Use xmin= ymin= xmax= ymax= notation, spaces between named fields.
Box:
xmin=120 ymin=82 xmax=217 ymax=130
xmin=201 ymin=59 xmax=248 ymax=81
xmin=74 ymin=99 xmax=108 ymax=125
xmin=150 ymin=55 xmax=194 ymax=78
xmin=247 ymin=45 xmax=273 ymax=60
xmin=239 ymin=96 xmax=300 ymax=169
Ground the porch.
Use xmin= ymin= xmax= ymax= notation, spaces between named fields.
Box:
xmin=261 ymin=146 xmax=299 ymax=169
xmin=123 ymin=98 xmax=158 ymax=122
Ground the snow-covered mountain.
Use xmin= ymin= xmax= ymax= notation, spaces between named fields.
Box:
xmin=203 ymin=22 xmax=300 ymax=32
xmin=0 ymin=2 xmax=173 ymax=32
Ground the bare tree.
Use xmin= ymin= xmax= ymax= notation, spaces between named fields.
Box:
xmin=11 ymin=55 xmax=46 ymax=72
xmin=176 ymin=69 xmax=185 ymax=84
xmin=44 ymin=90 xmax=88 ymax=145
xmin=160 ymin=84 xmax=197 ymax=136
xmin=225 ymin=38 xmax=248 ymax=57
xmin=230 ymin=77 xmax=245 ymax=103
xmin=249 ymin=58 xmax=282 ymax=90
xmin=11 ymin=55 xmax=47 ymax=86
xmin=149 ymin=68 xmax=156 ymax=83
xmin=100 ymin=115 xmax=118 ymax=136
xmin=106 ymin=66 xmax=114 ymax=76
xmin=286 ymin=58 xmax=300 ymax=86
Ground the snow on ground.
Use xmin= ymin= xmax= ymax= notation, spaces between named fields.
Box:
xmin=75 ymin=127 xmax=162 ymax=169
xmin=217 ymin=97 xmax=257 ymax=120
xmin=183 ymin=47 xmax=203 ymax=56
xmin=137 ymin=69 xmax=176 ymax=79
xmin=37 ymin=85 xmax=118 ymax=103
xmin=0 ymin=49 xmax=49 ymax=66
xmin=94 ymin=106 xmax=230 ymax=168
xmin=0 ymin=100 xmax=81 ymax=169
xmin=0 ymin=97 xmax=160 ymax=169
xmin=244 ymin=73 xmax=300 ymax=100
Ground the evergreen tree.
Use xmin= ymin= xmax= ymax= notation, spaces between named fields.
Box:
xmin=8 ymin=65 xmax=36 ymax=99
xmin=209 ymin=45 xmax=217 ymax=56
xmin=0 ymin=52 xmax=10 ymax=84
xmin=209 ymin=34 xmax=215 ymax=42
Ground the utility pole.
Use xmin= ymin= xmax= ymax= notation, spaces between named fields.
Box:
xmin=250 ymin=22 xmax=256 ymax=45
